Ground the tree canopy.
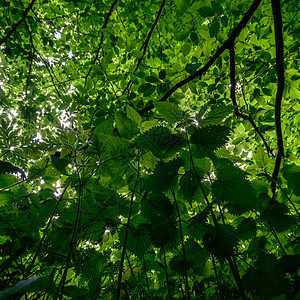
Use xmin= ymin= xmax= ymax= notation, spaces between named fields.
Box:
xmin=0 ymin=0 xmax=299 ymax=299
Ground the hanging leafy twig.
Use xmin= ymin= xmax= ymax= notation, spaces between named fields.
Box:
xmin=0 ymin=0 xmax=37 ymax=46
xmin=84 ymin=0 xmax=119 ymax=87
xmin=122 ymin=0 xmax=167 ymax=95
xmin=229 ymin=46 xmax=274 ymax=157
xmin=270 ymin=0 xmax=285 ymax=197
xmin=138 ymin=0 xmax=262 ymax=115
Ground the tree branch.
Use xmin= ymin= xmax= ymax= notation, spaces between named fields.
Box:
xmin=0 ymin=0 xmax=37 ymax=46
xmin=229 ymin=46 xmax=274 ymax=157
xmin=270 ymin=0 xmax=285 ymax=197
xmin=138 ymin=0 xmax=262 ymax=115
xmin=84 ymin=0 xmax=119 ymax=87
xmin=122 ymin=0 xmax=167 ymax=95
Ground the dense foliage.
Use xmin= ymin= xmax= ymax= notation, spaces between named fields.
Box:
xmin=0 ymin=0 xmax=299 ymax=298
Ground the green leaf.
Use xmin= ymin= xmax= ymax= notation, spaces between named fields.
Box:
xmin=180 ymin=171 xmax=199 ymax=202
xmin=209 ymin=20 xmax=219 ymax=37
xmin=0 ymin=191 xmax=14 ymax=207
xmin=212 ymin=159 xmax=261 ymax=214
xmin=159 ymin=70 xmax=167 ymax=80
xmin=92 ymin=64 xmax=104 ymax=75
xmin=242 ymin=254 xmax=289 ymax=298
xmin=197 ymin=104 xmax=233 ymax=127
xmin=135 ymin=126 xmax=185 ymax=158
xmin=138 ymin=83 xmax=155 ymax=96
xmin=190 ymin=125 xmax=230 ymax=151
xmin=198 ymin=6 xmax=214 ymax=17
xmin=141 ymin=192 xmax=174 ymax=220
xmin=203 ymin=224 xmax=239 ymax=261
xmin=131 ymin=49 xmax=143 ymax=58
xmin=155 ymin=102 xmax=183 ymax=123
xmin=115 ymin=113 xmax=138 ymax=139
xmin=120 ymin=224 xmax=151 ymax=258
xmin=51 ymin=155 xmax=69 ymax=175
xmin=145 ymin=75 xmax=159 ymax=83
xmin=182 ymin=42 xmax=192 ymax=56
xmin=175 ymin=0 xmax=190 ymax=14
xmin=282 ymin=164 xmax=300 ymax=196
xmin=126 ymin=105 xmax=142 ymax=126
xmin=144 ymin=158 xmax=184 ymax=192
xmin=0 ymin=160 xmax=25 ymax=179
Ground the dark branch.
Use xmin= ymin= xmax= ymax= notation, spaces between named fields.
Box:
xmin=271 ymin=0 xmax=285 ymax=197
xmin=0 ymin=0 xmax=37 ymax=46
xmin=229 ymin=46 xmax=274 ymax=157
xmin=122 ymin=0 xmax=167 ymax=95
xmin=138 ymin=0 xmax=262 ymax=115
xmin=84 ymin=0 xmax=119 ymax=87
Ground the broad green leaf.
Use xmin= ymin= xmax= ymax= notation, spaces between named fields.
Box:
xmin=135 ymin=126 xmax=185 ymax=158
xmin=242 ymin=255 xmax=289 ymax=298
xmin=92 ymin=64 xmax=104 ymax=75
xmin=212 ymin=159 xmax=261 ymax=214
xmin=197 ymin=104 xmax=233 ymax=127
xmin=144 ymin=158 xmax=184 ymax=192
xmin=115 ymin=113 xmax=138 ymax=139
xmin=126 ymin=105 xmax=142 ymax=126
xmin=175 ymin=0 xmax=190 ymax=14
xmin=190 ymin=125 xmax=230 ymax=151
xmin=0 ymin=160 xmax=25 ymax=179
xmin=203 ymin=224 xmax=239 ymax=261
xmin=182 ymin=42 xmax=192 ymax=56
xmin=120 ymin=224 xmax=151 ymax=258
xmin=131 ymin=49 xmax=143 ymax=58
xmin=282 ymin=164 xmax=300 ymax=196
xmin=155 ymin=102 xmax=183 ymax=123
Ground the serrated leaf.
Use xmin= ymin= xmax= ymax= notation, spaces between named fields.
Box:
xmin=203 ymin=224 xmax=238 ymax=261
xmin=0 ymin=160 xmax=26 ymax=179
xmin=190 ymin=125 xmax=230 ymax=151
xmin=126 ymin=105 xmax=142 ymax=126
xmin=120 ymin=224 xmax=151 ymax=258
xmin=180 ymin=171 xmax=199 ymax=202
xmin=115 ymin=113 xmax=138 ymax=139
xmin=198 ymin=104 xmax=233 ymax=127
xmin=169 ymin=253 xmax=193 ymax=275
xmin=155 ymin=102 xmax=183 ymax=123
xmin=141 ymin=192 xmax=174 ymax=220
xmin=135 ymin=126 xmax=185 ymax=159
xmin=212 ymin=159 xmax=261 ymax=214
xmin=144 ymin=158 xmax=184 ymax=192
xmin=242 ymin=254 xmax=289 ymax=298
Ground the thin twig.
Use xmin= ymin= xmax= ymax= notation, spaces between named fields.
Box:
xmin=84 ymin=0 xmax=119 ymax=87
xmin=138 ymin=0 xmax=262 ymax=115
xmin=0 ymin=0 xmax=37 ymax=46
xmin=229 ymin=46 xmax=274 ymax=157
xmin=122 ymin=0 xmax=167 ymax=95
